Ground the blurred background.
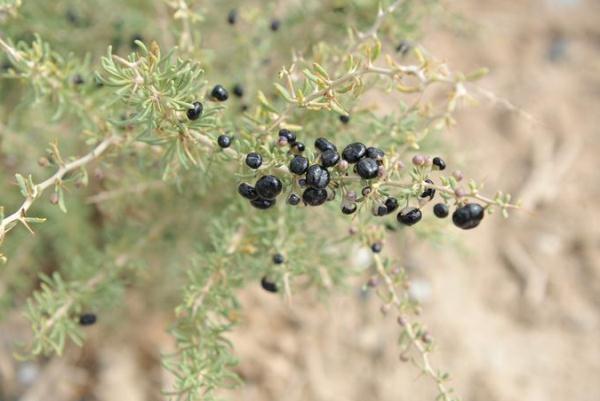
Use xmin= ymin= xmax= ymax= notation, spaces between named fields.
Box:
xmin=1 ymin=0 xmax=599 ymax=400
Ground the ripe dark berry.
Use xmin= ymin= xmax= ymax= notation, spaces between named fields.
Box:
xmin=385 ymin=197 xmax=399 ymax=213
xmin=186 ymin=101 xmax=203 ymax=120
xmin=273 ymin=253 xmax=285 ymax=264
xmin=278 ymin=129 xmax=296 ymax=144
xmin=261 ymin=276 xmax=278 ymax=293
xmin=79 ymin=313 xmax=97 ymax=326
xmin=270 ymin=19 xmax=281 ymax=31
xmin=397 ymin=207 xmax=422 ymax=226
xmin=227 ymin=9 xmax=237 ymax=25
xmin=238 ymin=183 xmax=258 ymax=200
xmin=341 ymin=203 xmax=357 ymax=214
xmin=432 ymin=157 xmax=446 ymax=170
xmin=366 ymin=147 xmax=384 ymax=161
xmin=250 ymin=197 xmax=276 ymax=209
xmin=305 ymin=165 xmax=330 ymax=189
xmin=342 ymin=142 xmax=367 ymax=163
xmin=245 ymin=152 xmax=262 ymax=169
xmin=356 ymin=158 xmax=379 ymax=179
xmin=217 ymin=135 xmax=232 ymax=148
xmin=420 ymin=179 xmax=436 ymax=200
xmin=371 ymin=242 xmax=383 ymax=253
xmin=293 ymin=142 xmax=305 ymax=152
xmin=433 ymin=203 xmax=449 ymax=218
xmin=211 ymin=84 xmax=229 ymax=101
xmin=302 ymin=187 xmax=328 ymax=206
xmin=339 ymin=114 xmax=350 ymax=124
xmin=289 ymin=155 xmax=309 ymax=175
xmin=255 ymin=175 xmax=283 ymax=199
xmin=287 ymin=193 xmax=301 ymax=205
xmin=375 ymin=204 xmax=388 ymax=216
xmin=452 ymin=203 xmax=484 ymax=230
xmin=232 ymin=83 xmax=244 ymax=98
xmin=321 ymin=149 xmax=340 ymax=168
xmin=315 ymin=137 xmax=337 ymax=152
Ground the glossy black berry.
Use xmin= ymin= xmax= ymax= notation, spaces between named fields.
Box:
xmin=211 ymin=85 xmax=229 ymax=101
xmin=217 ymin=135 xmax=232 ymax=148
xmin=302 ymin=187 xmax=328 ymax=206
xmin=186 ymin=101 xmax=203 ymax=120
xmin=356 ymin=158 xmax=379 ymax=179
xmin=278 ymin=129 xmax=296 ymax=144
xmin=273 ymin=253 xmax=285 ymax=264
xmin=238 ymin=183 xmax=258 ymax=200
xmin=315 ymin=137 xmax=337 ymax=152
xmin=232 ymin=84 xmax=244 ymax=98
xmin=341 ymin=203 xmax=357 ymax=214
xmin=321 ymin=149 xmax=340 ymax=168
xmin=420 ymin=179 xmax=436 ymax=200
xmin=288 ymin=193 xmax=301 ymax=205
xmin=255 ymin=175 xmax=283 ymax=199
xmin=397 ymin=207 xmax=422 ymax=226
xmin=371 ymin=242 xmax=383 ymax=253
xmin=432 ymin=157 xmax=446 ymax=171
xmin=289 ymin=155 xmax=309 ymax=175
xmin=366 ymin=147 xmax=385 ymax=161
xmin=261 ymin=276 xmax=278 ymax=293
xmin=305 ymin=165 xmax=330 ymax=189
xmin=339 ymin=114 xmax=350 ymax=124
xmin=293 ymin=142 xmax=305 ymax=152
xmin=385 ymin=197 xmax=399 ymax=213
xmin=250 ymin=197 xmax=276 ymax=209
xmin=245 ymin=152 xmax=262 ymax=169
xmin=270 ymin=19 xmax=281 ymax=31
xmin=79 ymin=313 xmax=97 ymax=326
xmin=375 ymin=204 xmax=388 ymax=216
xmin=433 ymin=203 xmax=449 ymax=218
xmin=342 ymin=142 xmax=367 ymax=163
xmin=452 ymin=203 xmax=484 ymax=230
xmin=227 ymin=9 xmax=237 ymax=25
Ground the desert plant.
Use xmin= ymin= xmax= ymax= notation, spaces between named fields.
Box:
xmin=0 ymin=1 xmax=518 ymax=400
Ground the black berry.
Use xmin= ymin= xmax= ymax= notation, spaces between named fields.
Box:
xmin=211 ymin=85 xmax=229 ymax=101
xmin=186 ymin=101 xmax=203 ymax=120
xmin=397 ymin=208 xmax=422 ymax=226
xmin=433 ymin=203 xmax=449 ymax=218
xmin=245 ymin=152 xmax=262 ymax=169
xmin=270 ymin=19 xmax=281 ymax=31
xmin=261 ymin=276 xmax=278 ymax=293
xmin=293 ymin=142 xmax=305 ymax=152
xmin=250 ymin=197 xmax=276 ymax=209
xmin=339 ymin=114 xmax=350 ymax=124
xmin=315 ymin=137 xmax=337 ymax=152
xmin=238 ymin=183 xmax=258 ymax=200
xmin=305 ymin=164 xmax=330 ymax=189
xmin=289 ymin=155 xmax=309 ymax=175
xmin=278 ymin=129 xmax=296 ymax=144
xmin=227 ymin=9 xmax=237 ymax=25
xmin=432 ymin=157 xmax=446 ymax=171
xmin=232 ymin=83 xmax=244 ymax=98
xmin=366 ymin=147 xmax=385 ymax=161
xmin=321 ymin=149 xmax=340 ymax=168
xmin=79 ymin=313 xmax=97 ymax=326
xmin=342 ymin=142 xmax=367 ymax=163
xmin=255 ymin=175 xmax=283 ymax=199
xmin=217 ymin=135 xmax=232 ymax=148
xmin=375 ymin=204 xmax=388 ymax=216
xmin=420 ymin=179 xmax=435 ymax=200
xmin=371 ymin=242 xmax=383 ymax=253
xmin=452 ymin=203 xmax=484 ymax=230
xmin=356 ymin=158 xmax=379 ymax=179
xmin=273 ymin=253 xmax=285 ymax=264
xmin=385 ymin=197 xmax=399 ymax=213
xmin=288 ymin=193 xmax=301 ymax=205
xmin=341 ymin=203 xmax=357 ymax=214
xmin=302 ymin=187 xmax=328 ymax=206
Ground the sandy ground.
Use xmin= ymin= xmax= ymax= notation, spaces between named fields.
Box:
xmin=2 ymin=0 xmax=600 ymax=400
